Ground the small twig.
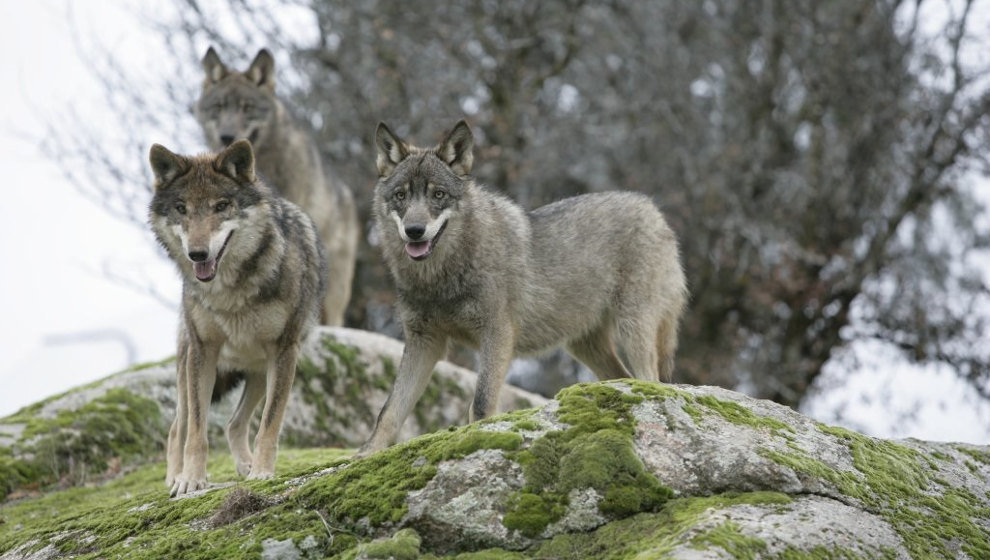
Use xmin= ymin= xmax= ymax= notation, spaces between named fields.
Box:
xmin=315 ymin=509 xmax=333 ymax=541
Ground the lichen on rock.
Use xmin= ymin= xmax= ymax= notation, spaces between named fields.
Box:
xmin=2 ymin=376 xmax=989 ymax=559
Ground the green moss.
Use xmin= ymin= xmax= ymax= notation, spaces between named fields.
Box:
xmin=681 ymin=403 xmax=704 ymax=424
xmin=502 ymin=383 xmax=673 ymax=538
xmin=693 ymin=395 xmax=793 ymax=434
xmin=481 ymin=409 xmax=537 ymax=425
xmin=0 ymin=449 xmax=38 ymax=498
xmin=511 ymin=420 xmax=539 ymax=431
xmin=0 ymin=389 xmax=165 ymax=500
xmin=530 ymin=492 xmax=791 ymax=559
xmin=295 ymin=423 xmax=522 ymax=527
xmin=502 ymin=492 xmax=567 ymax=538
xmin=628 ymin=380 xmax=793 ymax=436
xmin=554 ymin=383 xmax=643 ymax=438
xmin=0 ymin=448 xmax=352 ymax=559
xmin=691 ymin=521 xmax=766 ymax=559
xmin=759 ymin=423 xmax=990 ymax=558
xmin=627 ymin=381 xmax=695 ymax=402
xmin=929 ymin=450 xmax=952 ymax=462
xmin=956 ymin=445 xmax=990 ymax=465
xmin=344 ymin=528 xmax=422 ymax=560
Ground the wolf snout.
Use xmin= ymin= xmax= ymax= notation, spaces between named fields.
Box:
xmin=188 ymin=250 xmax=210 ymax=262
xmin=404 ymin=224 xmax=427 ymax=240
xmin=220 ymin=134 xmax=236 ymax=147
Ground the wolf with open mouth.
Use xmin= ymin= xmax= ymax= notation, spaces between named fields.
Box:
xmin=363 ymin=120 xmax=688 ymax=455
xmin=148 ymin=140 xmax=326 ymax=496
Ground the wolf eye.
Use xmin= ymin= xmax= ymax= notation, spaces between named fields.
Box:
xmin=393 ymin=191 xmax=406 ymax=201
xmin=175 ymin=203 xmax=187 ymax=215
xmin=215 ymin=201 xmax=230 ymax=212
xmin=433 ymin=190 xmax=447 ymax=199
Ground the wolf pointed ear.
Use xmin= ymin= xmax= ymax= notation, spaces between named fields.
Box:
xmin=375 ymin=122 xmax=409 ymax=177
xmin=149 ymin=144 xmax=188 ymax=187
xmin=437 ymin=120 xmax=474 ymax=175
xmin=215 ymin=139 xmax=256 ymax=183
xmin=201 ymin=46 xmax=228 ymax=84
xmin=247 ymin=49 xmax=276 ymax=91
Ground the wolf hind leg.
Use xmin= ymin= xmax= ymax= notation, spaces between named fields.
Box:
xmin=249 ymin=343 xmax=300 ymax=479
xmin=321 ymin=239 xmax=356 ymax=326
xmin=566 ymin=327 xmax=632 ymax=381
xmin=226 ymin=372 xmax=265 ymax=477
xmin=617 ymin=316 xmax=661 ymax=382
xmin=656 ymin=314 xmax=679 ymax=382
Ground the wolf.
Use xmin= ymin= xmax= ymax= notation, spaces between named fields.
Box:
xmin=195 ymin=47 xmax=358 ymax=326
xmin=360 ymin=120 xmax=688 ymax=454
xmin=148 ymin=140 xmax=326 ymax=496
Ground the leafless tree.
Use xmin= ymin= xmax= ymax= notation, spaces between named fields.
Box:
xmin=53 ymin=0 xmax=990 ymax=409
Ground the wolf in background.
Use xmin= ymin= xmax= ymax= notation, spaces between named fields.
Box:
xmin=148 ymin=140 xmax=326 ymax=496
xmin=196 ymin=47 xmax=358 ymax=326
xmin=360 ymin=120 xmax=688 ymax=453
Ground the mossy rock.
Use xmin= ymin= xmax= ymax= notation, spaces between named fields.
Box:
xmin=0 ymin=327 xmax=546 ymax=501
xmin=2 ymin=378 xmax=988 ymax=559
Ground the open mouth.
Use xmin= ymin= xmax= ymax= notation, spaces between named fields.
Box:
xmin=193 ymin=231 xmax=233 ymax=282
xmin=405 ymin=220 xmax=447 ymax=261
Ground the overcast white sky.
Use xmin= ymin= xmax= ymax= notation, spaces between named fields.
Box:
xmin=0 ymin=1 xmax=178 ymax=413
xmin=0 ymin=1 xmax=987 ymax=444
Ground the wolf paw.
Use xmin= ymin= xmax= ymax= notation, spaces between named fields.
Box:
xmin=234 ymin=459 xmax=252 ymax=478
xmin=246 ymin=469 xmax=274 ymax=480
xmin=170 ymin=476 xmax=207 ymax=497
xmin=353 ymin=442 xmax=382 ymax=460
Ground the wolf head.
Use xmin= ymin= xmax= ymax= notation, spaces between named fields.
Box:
xmin=148 ymin=140 xmax=267 ymax=283
xmin=195 ymin=47 xmax=279 ymax=150
xmin=374 ymin=120 xmax=474 ymax=261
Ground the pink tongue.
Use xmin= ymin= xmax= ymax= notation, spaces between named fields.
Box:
xmin=194 ymin=259 xmax=217 ymax=281
xmin=405 ymin=241 xmax=430 ymax=258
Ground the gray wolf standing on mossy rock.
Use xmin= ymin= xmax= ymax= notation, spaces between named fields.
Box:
xmin=359 ymin=120 xmax=688 ymax=455
xmin=148 ymin=140 xmax=326 ymax=496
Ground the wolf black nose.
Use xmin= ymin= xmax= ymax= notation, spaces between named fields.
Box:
xmin=188 ymin=250 xmax=209 ymax=262
xmin=220 ymin=135 xmax=235 ymax=146
xmin=405 ymin=224 xmax=426 ymax=240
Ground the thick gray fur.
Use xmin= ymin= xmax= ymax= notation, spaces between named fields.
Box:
xmin=360 ymin=120 xmax=688 ymax=453
xmin=148 ymin=140 xmax=326 ymax=496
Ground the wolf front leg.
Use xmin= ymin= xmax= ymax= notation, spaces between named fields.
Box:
xmin=358 ymin=333 xmax=448 ymax=456
xmin=470 ymin=319 xmax=515 ymax=422
xmin=165 ymin=333 xmax=189 ymax=488
xmin=247 ymin=342 xmax=299 ymax=479
xmin=171 ymin=336 xmax=219 ymax=497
